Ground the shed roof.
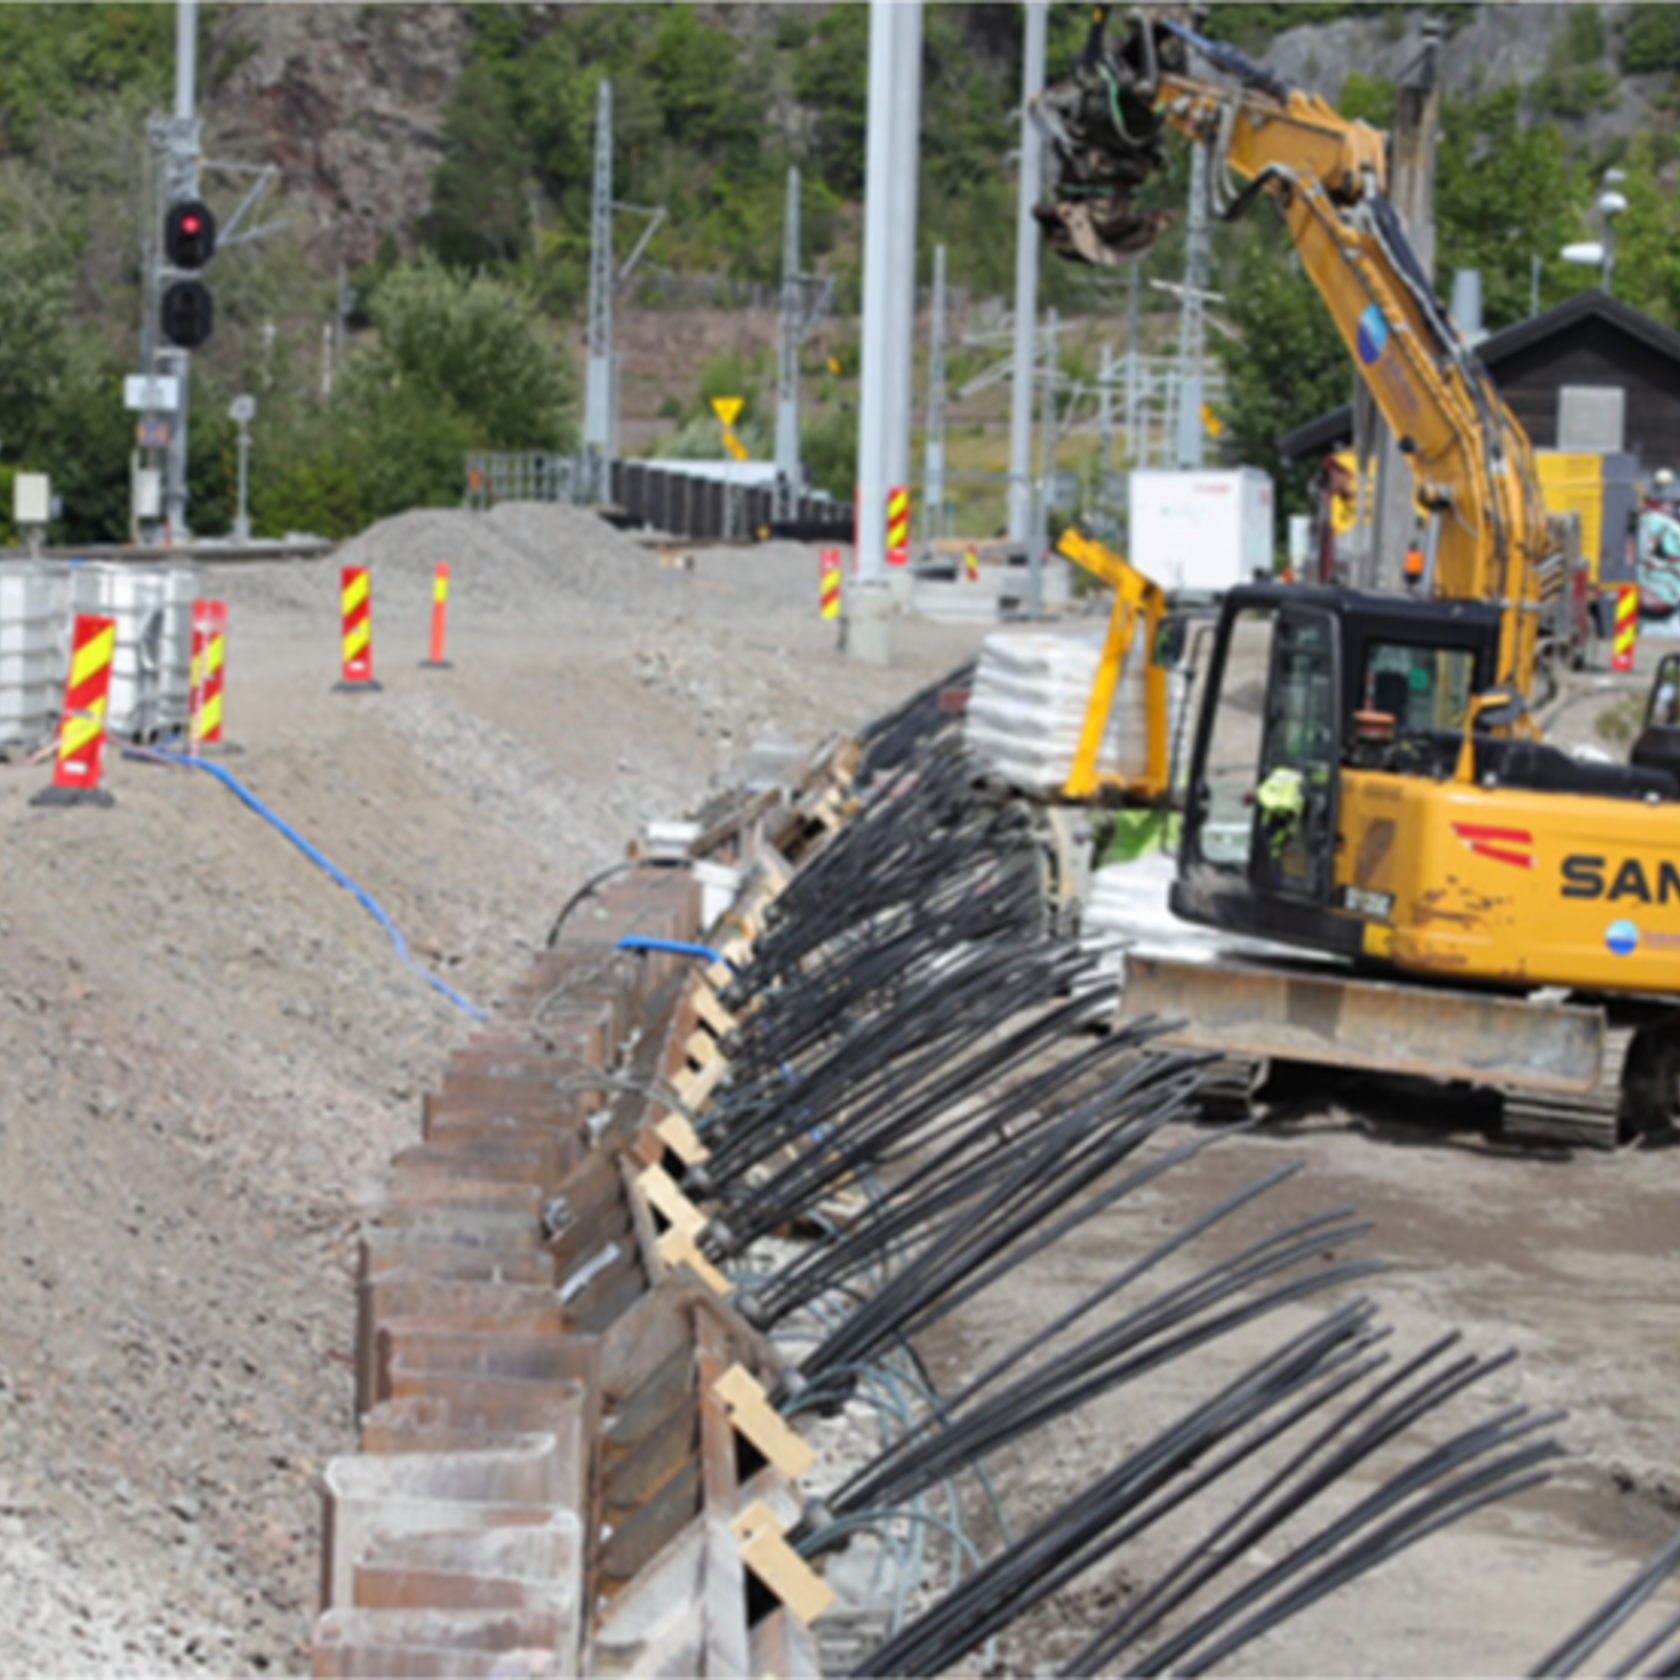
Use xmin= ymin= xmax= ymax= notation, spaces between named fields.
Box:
xmin=1277 ymin=288 xmax=1680 ymax=459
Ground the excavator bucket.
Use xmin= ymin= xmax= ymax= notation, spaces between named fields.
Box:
xmin=1029 ymin=7 xmax=1196 ymax=267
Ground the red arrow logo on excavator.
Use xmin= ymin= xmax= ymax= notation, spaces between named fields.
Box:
xmin=1451 ymin=823 xmax=1535 ymax=869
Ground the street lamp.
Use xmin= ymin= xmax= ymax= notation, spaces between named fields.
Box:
xmin=1561 ymin=168 xmax=1627 ymax=295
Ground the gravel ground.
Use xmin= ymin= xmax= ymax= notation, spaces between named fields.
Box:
xmin=7 ymin=501 xmax=1673 ymax=1678
xmin=0 ymin=504 xmax=984 ymax=1676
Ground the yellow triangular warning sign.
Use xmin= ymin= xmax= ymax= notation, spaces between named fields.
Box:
xmin=711 ymin=396 xmax=743 ymax=428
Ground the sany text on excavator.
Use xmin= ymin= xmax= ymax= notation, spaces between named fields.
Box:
xmin=1035 ymin=8 xmax=1680 ymax=1145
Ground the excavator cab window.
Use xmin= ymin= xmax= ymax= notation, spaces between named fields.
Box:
xmin=1362 ymin=642 xmax=1475 ymax=733
xmin=1346 ymin=641 xmax=1478 ymax=776
xmin=1186 ymin=603 xmax=1340 ymax=904
xmin=1192 ymin=608 xmax=1273 ymax=869
xmin=1257 ymin=610 xmax=1339 ymax=902
xmin=1646 ymin=653 xmax=1680 ymax=728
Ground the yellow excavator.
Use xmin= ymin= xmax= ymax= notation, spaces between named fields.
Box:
xmin=1035 ymin=7 xmax=1677 ymax=1146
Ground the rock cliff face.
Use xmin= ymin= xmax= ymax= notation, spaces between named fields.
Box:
xmin=203 ymin=4 xmax=469 ymax=268
xmin=186 ymin=3 xmax=1667 ymax=278
xmin=1265 ymin=3 xmax=1664 ymax=150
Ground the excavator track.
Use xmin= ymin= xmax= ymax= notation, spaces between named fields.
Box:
xmin=1188 ymin=1038 xmax=1632 ymax=1153
xmin=1499 ymin=1031 xmax=1629 ymax=1152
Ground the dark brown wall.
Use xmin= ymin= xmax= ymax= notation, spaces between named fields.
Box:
xmin=1491 ymin=319 xmax=1680 ymax=466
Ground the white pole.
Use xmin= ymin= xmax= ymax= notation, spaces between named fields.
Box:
xmin=923 ymin=243 xmax=947 ymax=543
xmin=774 ymin=166 xmax=802 ymax=519
xmin=174 ymin=0 xmax=195 ymax=121
xmin=1007 ymin=0 xmax=1047 ymax=542
xmin=883 ymin=2 xmax=924 ymax=514
xmin=855 ymin=0 xmax=899 ymax=585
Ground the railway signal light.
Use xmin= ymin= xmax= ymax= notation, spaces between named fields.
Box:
xmin=161 ymin=279 xmax=214 ymax=350
xmin=161 ymin=198 xmax=217 ymax=349
xmin=164 ymin=199 xmax=217 ymax=269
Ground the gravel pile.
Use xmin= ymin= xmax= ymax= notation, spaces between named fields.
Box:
xmin=215 ymin=502 xmax=693 ymax=633
xmin=337 ymin=502 xmax=691 ymax=626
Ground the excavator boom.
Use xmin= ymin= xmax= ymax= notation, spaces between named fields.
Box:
xmin=1033 ymin=7 xmax=1547 ymax=694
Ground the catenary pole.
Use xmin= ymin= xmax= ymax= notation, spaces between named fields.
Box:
xmin=1007 ymin=1 xmax=1048 ymax=542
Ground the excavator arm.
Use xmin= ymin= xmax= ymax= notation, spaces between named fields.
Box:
xmin=1055 ymin=527 xmax=1169 ymax=801
xmin=1033 ymin=7 xmax=1548 ymax=694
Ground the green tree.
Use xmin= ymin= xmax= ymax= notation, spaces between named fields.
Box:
xmin=1623 ymin=4 xmax=1680 ymax=72
xmin=31 ymin=348 xmax=136 ymax=543
xmin=794 ymin=4 xmax=869 ymax=196
xmin=1215 ymin=244 xmax=1349 ymax=516
xmin=800 ymin=406 xmax=858 ymax=501
xmin=0 ymin=4 xmax=170 ymax=151
xmin=1601 ymin=135 xmax=1680 ymax=327
xmin=1532 ymin=6 xmax=1617 ymax=120
xmin=0 ymin=235 xmax=72 ymax=453
xmin=1435 ymin=86 xmax=1587 ymax=328
xmin=1338 ymin=73 xmax=1396 ymax=127
xmin=645 ymin=7 xmax=761 ymax=161
xmin=365 ymin=255 xmax=576 ymax=450
xmin=423 ymin=59 xmax=532 ymax=265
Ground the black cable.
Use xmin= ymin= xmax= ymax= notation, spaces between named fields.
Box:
xmin=543 ymin=855 xmax=692 ymax=948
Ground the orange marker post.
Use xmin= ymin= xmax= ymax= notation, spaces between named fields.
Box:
xmin=34 ymin=613 xmax=116 ymax=807
xmin=1612 ymin=583 xmax=1639 ymax=673
xmin=335 ymin=565 xmax=381 ymax=691
xmin=819 ymin=549 xmax=842 ymax=622
xmin=886 ymin=486 xmax=911 ymax=567
xmin=422 ymin=563 xmax=453 ymax=669
xmin=188 ymin=599 xmax=228 ymax=754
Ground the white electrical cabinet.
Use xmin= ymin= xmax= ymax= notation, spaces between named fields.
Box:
xmin=1128 ymin=469 xmax=1276 ymax=595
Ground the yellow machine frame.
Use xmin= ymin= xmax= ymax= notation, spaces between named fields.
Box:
xmin=1054 ymin=527 xmax=1169 ymax=803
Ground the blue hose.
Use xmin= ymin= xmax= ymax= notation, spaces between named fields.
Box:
xmin=131 ymin=746 xmax=488 ymax=1022
xmin=615 ymin=934 xmax=733 ymax=970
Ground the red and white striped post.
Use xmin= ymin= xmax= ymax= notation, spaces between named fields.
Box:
xmin=819 ymin=549 xmax=842 ymax=622
xmin=421 ymin=562 xmax=453 ymax=669
xmin=335 ymin=565 xmax=381 ymax=691
xmin=188 ymin=599 xmax=228 ymax=754
xmin=1612 ymin=583 xmax=1639 ymax=674
xmin=34 ymin=613 xmax=116 ymax=807
xmin=886 ymin=485 xmax=911 ymax=567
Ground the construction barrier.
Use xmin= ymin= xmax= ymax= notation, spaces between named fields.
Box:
xmin=36 ymin=612 xmax=116 ymax=806
xmin=189 ymin=599 xmax=226 ymax=753
xmin=965 ymin=544 xmax=980 ymax=584
xmin=337 ymin=565 xmax=379 ymax=690
xmin=1613 ymin=583 xmax=1639 ymax=673
xmin=819 ymin=549 xmax=841 ymax=621
xmin=886 ymin=485 xmax=911 ymax=567
xmin=422 ymin=563 xmax=452 ymax=669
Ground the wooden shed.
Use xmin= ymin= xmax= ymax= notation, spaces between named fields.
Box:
xmin=1279 ymin=287 xmax=1680 ymax=468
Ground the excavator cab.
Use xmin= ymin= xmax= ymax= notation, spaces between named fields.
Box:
xmin=1172 ymin=583 xmax=1503 ymax=952
xmin=1175 ymin=585 xmax=1680 ymax=955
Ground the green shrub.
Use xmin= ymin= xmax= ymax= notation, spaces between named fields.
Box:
xmin=1624 ymin=3 xmax=1680 ymax=72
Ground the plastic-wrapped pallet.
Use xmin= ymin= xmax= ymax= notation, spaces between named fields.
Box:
xmin=1082 ymin=852 xmax=1304 ymax=990
xmin=0 ymin=560 xmax=70 ymax=755
xmin=68 ymin=563 xmax=173 ymax=743
xmin=155 ymin=563 xmax=200 ymax=735
xmin=963 ymin=627 xmax=1155 ymax=793
xmin=1082 ymin=850 xmax=1223 ymax=965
